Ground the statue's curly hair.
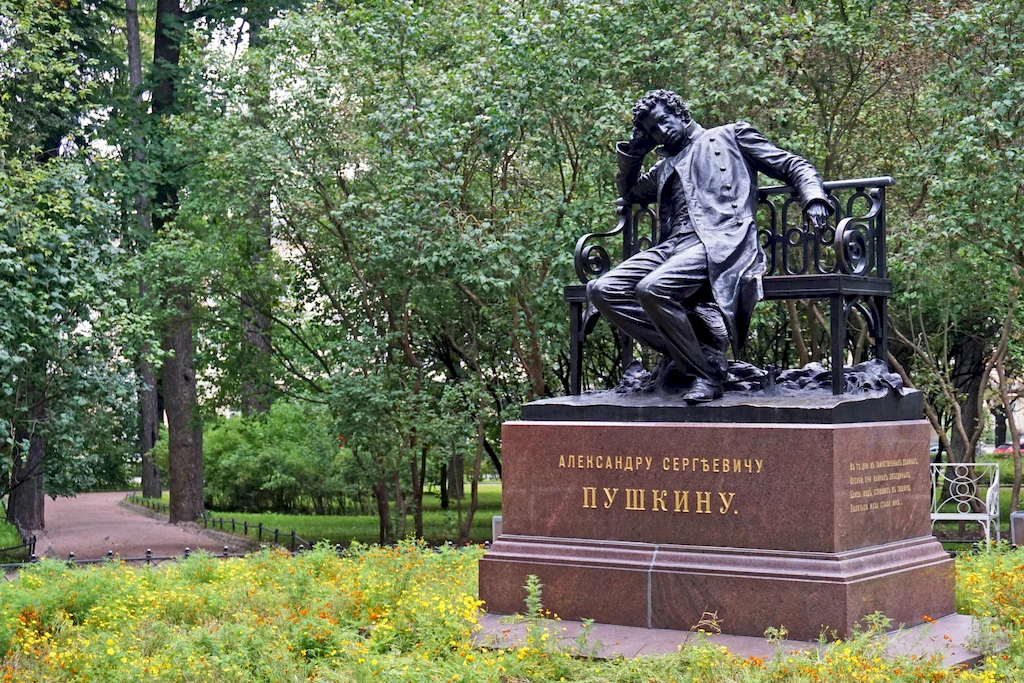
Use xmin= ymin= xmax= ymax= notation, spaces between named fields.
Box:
xmin=631 ymin=89 xmax=692 ymax=131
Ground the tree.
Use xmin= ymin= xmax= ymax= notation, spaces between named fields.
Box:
xmin=0 ymin=0 xmax=140 ymax=530
xmin=886 ymin=1 xmax=1024 ymax=471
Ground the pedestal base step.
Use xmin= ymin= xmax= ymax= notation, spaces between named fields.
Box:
xmin=475 ymin=613 xmax=998 ymax=669
xmin=479 ymin=534 xmax=955 ymax=640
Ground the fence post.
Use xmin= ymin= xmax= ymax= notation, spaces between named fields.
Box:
xmin=290 ymin=530 xmax=296 ymax=552
xmin=258 ymin=522 xmax=263 ymax=542
xmin=244 ymin=521 xmax=248 ymax=536
xmin=274 ymin=528 xmax=279 ymax=545
xmin=231 ymin=518 xmax=235 ymax=533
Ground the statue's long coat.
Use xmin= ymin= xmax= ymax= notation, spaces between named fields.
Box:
xmin=616 ymin=121 xmax=827 ymax=354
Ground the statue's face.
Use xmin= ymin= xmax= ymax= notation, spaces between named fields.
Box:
xmin=639 ymin=102 xmax=688 ymax=154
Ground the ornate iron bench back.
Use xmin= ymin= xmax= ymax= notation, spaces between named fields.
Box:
xmin=575 ymin=176 xmax=893 ymax=283
xmin=566 ymin=176 xmax=895 ymax=395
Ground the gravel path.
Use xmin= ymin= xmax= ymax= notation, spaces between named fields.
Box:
xmin=37 ymin=491 xmax=254 ymax=561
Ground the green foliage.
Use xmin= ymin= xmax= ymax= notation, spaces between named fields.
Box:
xmin=6 ymin=0 xmax=1024 ymax=526
xmin=0 ymin=516 xmax=26 ymax=563
xmin=1 ymin=542 xmax=1020 ymax=681
xmin=163 ymin=400 xmax=348 ymax=513
xmin=141 ymin=483 xmax=502 ymax=544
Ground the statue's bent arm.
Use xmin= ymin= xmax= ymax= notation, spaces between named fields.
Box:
xmin=614 ymin=141 xmax=660 ymax=205
xmin=733 ymin=121 xmax=828 ymax=209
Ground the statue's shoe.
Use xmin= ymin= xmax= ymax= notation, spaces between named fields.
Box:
xmin=683 ymin=378 xmax=723 ymax=404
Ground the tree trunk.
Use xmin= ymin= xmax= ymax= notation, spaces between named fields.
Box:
xmin=806 ymin=301 xmax=821 ymax=362
xmin=240 ymin=289 xmax=273 ymax=416
xmin=458 ymin=406 xmax=486 ymax=544
xmin=163 ymin=298 xmax=204 ymax=523
xmin=8 ymin=400 xmax=46 ymax=531
xmin=373 ymin=476 xmax=393 ymax=545
xmin=392 ymin=468 xmax=407 ymax=539
xmin=996 ymin=360 xmax=1022 ymax=512
xmin=483 ymin=438 xmax=502 ymax=478
xmin=412 ymin=444 xmax=426 ymax=539
xmin=140 ymin=362 xmax=163 ymax=498
xmin=994 ymin=407 xmax=1007 ymax=446
xmin=787 ymin=300 xmax=809 ymax=367
xmin=448 ymin=452 xmax=464 ymax=501
xmin=239 ymin=193 xmax=273 ymax=416
xmin=152 ymin=0 xmax=203 ymax=524
xmin=439 ymin=463 xmax=449 ymax=510
xmin=127 ymin=0 xmax=163 ymax=499
xmin=152 ymin=0 xmax=182 ymax=116
xmin=949 ymin=336 xmax=986 ymax=464
xmin=237 ymin=14 xmax=275 ymax=416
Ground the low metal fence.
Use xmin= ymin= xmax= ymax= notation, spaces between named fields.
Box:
xmin=0 ymin=517 xmax=37 ymax=563
xmin=124 ymin=494 xmax=311 ymax=551
xmin=0 ymin=540 xmax=488 ymax=577
xmin=0 ymin=535 xmax=35 ymax=558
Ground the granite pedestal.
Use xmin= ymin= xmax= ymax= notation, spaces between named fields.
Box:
xmin=478 ymin=390 xmax=955 ymax=641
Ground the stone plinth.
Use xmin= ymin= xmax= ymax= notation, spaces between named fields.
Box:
xmin=479 ymin=406 xmax=955 ymax=640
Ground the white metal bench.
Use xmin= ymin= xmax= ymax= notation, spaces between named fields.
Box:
xmin=930 ymin=462 xmax=1001 ymax=545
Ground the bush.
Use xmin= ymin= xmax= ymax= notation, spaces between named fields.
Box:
xmin=0 ymin=517 xmax=27 ymax=564
xmin=2 ymin=542 xmax=1022 ymax=681
xmin=154 ymin=400 xmax=366 ymax=514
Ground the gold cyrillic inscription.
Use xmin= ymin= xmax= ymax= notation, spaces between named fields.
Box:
xmin=559 ymin=455 xmax=765 ymax=474
xmin=582 ymin=486 xmax=597 ymax=509
xmin=848 ymin=457 xmax=918 ymax=513
xmin=580 ymin=487 xmax=737 ymax=515
xmin=625 ymin=488 xmax=646 ymax=511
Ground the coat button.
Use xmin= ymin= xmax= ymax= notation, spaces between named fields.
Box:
xmin=727 ymin=184 xmax=732 ymax=189
xmin=719 ymin=166 xmax=726 ymax=171
xmin=709 ymin=137 xmax=715 ymax=141
xmin=731 ymin=203 xmax=737 ymax=208
xmin=714 ymin=150 xmax=721 ymax=155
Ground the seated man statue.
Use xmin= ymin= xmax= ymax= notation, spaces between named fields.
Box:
xmin=587 ymin=89 xmax=831 ymax=403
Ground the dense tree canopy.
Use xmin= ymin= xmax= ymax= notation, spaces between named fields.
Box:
xmin=2 ymin=0 xmax=1023 ymax=536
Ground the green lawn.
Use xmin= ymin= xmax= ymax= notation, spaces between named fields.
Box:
xmin=0 ymin=516 xmax=29 ymax=563
xmin=132 ymin=482 xmax=503 ymax=546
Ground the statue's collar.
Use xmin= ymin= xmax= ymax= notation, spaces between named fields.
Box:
xmin=656 ymin=120 xmax=704 ymax=157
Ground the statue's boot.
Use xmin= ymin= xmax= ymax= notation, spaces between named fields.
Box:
xmin=683 ymin=377 xmax=723 ymax=403
xmin=683 ymin=326 xmax=729 ymax=404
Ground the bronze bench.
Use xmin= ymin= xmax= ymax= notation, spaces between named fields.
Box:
xmin=565 ymin=176 xmax=894 ymax=395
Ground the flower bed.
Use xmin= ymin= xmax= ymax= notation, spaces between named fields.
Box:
xmin=1 ymin=541 xmax=1021 ymax=681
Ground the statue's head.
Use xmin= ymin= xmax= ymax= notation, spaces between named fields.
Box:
xmin=631 ymin=90 xmax=692 ymax=153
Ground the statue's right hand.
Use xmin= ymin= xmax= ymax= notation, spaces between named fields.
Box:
xmin=627 ymin=126 xmax=655 ymax=156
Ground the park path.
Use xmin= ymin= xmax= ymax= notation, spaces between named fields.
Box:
xmin=38 ymin=491 xmax=253 ymax=561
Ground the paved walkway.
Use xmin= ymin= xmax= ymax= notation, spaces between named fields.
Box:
xmin=37 ymin=491 xmax=253 ymax=561
xmin=477 ymin=613 xmax=992 ymax=668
